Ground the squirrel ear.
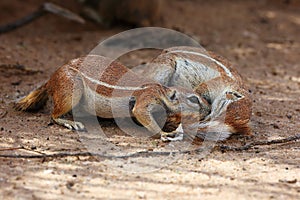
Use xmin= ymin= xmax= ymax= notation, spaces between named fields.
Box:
xmin=225 ymin=91 xmax=244 ymax=101
xmin=128 ymin=96 xmax=136 ymax=111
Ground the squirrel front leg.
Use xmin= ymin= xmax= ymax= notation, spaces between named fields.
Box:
xmin=132 ymin=103 xmax=165 ymax=135
xmin=132 ymin=104 xmax=182 ymax=141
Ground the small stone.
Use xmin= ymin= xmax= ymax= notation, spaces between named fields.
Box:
xmin=286 ymin=114 xmax=292 ymax=119
xmin=279 ymin=179 xmax=297 ymax=184
xmin=287 ymin=179 xmax=297 ymax=184
xmin=11 ymin=80 xmax=22 ymax=86
xmin=272 ymin=123 xmax=280 ymax=129
xmin=66 ymin=181 xmax=75 ymax=189
xmin=255 ymin=111 xmax=262 ymax=117
xmin=47 ymin=122 xmax=54 ymax=126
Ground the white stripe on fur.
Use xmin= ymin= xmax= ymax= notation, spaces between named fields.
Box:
xmin=70 ymin=67 xmax=144 ymax=91
xmin=168 ymin=50 xmax=234 ymax=79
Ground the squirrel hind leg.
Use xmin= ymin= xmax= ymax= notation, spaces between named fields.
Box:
xmin=51 ymin=91 xmax=86 ymax=131
xmin=14 ymin=85 xmax=48 ymax=111
xmin=50 ymin=73 xmax=84 ymax=131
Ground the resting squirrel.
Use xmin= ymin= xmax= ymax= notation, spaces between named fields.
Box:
xmin=15 ymin=55 xmax=210 ymax=141
xmin=137 ymin=46 xmax=252 ymax=141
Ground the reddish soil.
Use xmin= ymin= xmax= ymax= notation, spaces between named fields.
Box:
xmin=0 ymin=0 xmax=299 ymax=199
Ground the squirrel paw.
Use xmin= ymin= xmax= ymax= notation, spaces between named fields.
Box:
xmin=161 ymin=131 xmax=184 ymax=142
xmin=68 ymin=121 xmax=86 ymax=131
xmin=52 ymin=118 xmax=86 ymax=132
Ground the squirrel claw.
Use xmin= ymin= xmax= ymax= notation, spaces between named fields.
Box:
xmin=71 ymin=121 xmax=86 ymax=132
xmin=53 ymin=118 xmax=86 ymax=132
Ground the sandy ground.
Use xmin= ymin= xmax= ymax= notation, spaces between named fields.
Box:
xmin=0 ymin=0 xmax=299 ymax=199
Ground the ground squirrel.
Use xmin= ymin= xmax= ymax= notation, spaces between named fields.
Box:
xmin=136 ymin=46 xmax=252 ymax=141
xmin=15 ymin=55 xmax=210 ymax=141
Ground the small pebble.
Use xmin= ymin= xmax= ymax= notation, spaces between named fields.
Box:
xmin=255 ymin=111 xmax=262 ymax=117
xmin=11 ymin=80 xmax=22 ymax=86
xmin=279 ymin=179 xmax=297 ymax=184
xmin=286 ymin=114 xmax=292 ymax=119
xmin=272 ymin=123 xmax=280 ymax=129
xmin=66 ymin=181 xmax=75 ymax=189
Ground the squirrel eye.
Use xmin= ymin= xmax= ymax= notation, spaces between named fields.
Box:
xmin=169 ymin=90 xmax=177 ymax=100
xmin=226 ymin=91 xmax=243 ymax=100
xmin=187 ymin=95 xmax=200 ymax=104
xmin=233 ymin=92 xmax=242 ymax=98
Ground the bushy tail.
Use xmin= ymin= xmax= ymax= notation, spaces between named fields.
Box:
xmin=14 ymin=84 xmax=48 ymax=111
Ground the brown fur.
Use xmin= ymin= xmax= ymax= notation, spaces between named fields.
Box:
xmin=14 ymin=85 xmax=48 ymax=111
xmin=138 ymin=46 xmax=252 ymax=139
xmin=15 ymin=55 xmax=210 ymax=140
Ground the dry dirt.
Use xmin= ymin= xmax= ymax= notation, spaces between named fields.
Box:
xmin=0 ymin=0 xmax=299 ymax=199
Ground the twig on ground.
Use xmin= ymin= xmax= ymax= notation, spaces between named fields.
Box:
xmin=0 ymin=64 xmax=42 ymax=75
xmin=0 ymin=109 xmax=7 ymax=119
xmin=219 ymin=134 xmax=300 ymax=151
xmin=0 ymin=147 xmax=25 ymax=151
xmin=0 ymin=134 xmax=299 ymax=159
xmin=0 ymin=2 xmax=84 ymax=34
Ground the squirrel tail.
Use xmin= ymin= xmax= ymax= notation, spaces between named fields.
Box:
xmin=14 ymin=84 xmax=48 ymax=111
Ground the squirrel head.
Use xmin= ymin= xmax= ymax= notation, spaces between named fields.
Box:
xmin=195 ymin=86 xmax=252 ymax=141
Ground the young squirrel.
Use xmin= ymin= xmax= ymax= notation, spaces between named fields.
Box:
xmin=136 ymin=46 xmax=252 ymax=141
xmin=15 ymin=55 xmax=210 ymax=141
